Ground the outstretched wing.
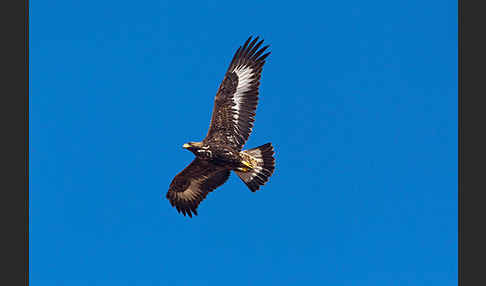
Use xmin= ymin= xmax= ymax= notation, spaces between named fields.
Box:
xmin=166 ymin=159 xmax=230 ymax=217
xmin=204 ymin=36 xmax=271 ymax=150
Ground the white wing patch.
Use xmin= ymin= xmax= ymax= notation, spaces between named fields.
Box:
xmin=175 ymin=180 xmax=202 ymax=201
xmin=232 ymin=66 xmax=255 ymax=124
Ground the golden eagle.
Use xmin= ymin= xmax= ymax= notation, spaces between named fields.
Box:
xmin=166 ymin=36 xmax=275 ymax=217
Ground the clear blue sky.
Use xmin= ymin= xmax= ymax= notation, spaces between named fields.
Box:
xmin=30 ymin=1 xmax=457 ymax=285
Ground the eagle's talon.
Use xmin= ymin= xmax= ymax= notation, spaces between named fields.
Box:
xmin=242 ymin=160 xmax=253 ymax=169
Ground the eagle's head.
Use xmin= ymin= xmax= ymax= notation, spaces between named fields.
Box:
xmin=182 ymin=141 xmax=204 ymax=154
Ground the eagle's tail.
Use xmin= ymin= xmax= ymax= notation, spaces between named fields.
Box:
xmin=235 ymin=143 xmax=275 ymax=192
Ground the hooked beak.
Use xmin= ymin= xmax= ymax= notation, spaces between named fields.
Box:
xmin=182 ymin=143 xmax=191 ymax=149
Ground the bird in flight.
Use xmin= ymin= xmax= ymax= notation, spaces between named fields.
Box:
xmin=166 ymin=36 xmax=276 ymax=217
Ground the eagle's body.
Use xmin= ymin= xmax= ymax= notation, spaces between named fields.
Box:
xmin=184 ymin=142 xmax=244 ymax=170
xmin=166 ymin=36 xmax=275 ymax=217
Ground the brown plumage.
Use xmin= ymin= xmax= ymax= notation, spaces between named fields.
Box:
xmin=166 ymin=36 xmax=275 ymax=217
